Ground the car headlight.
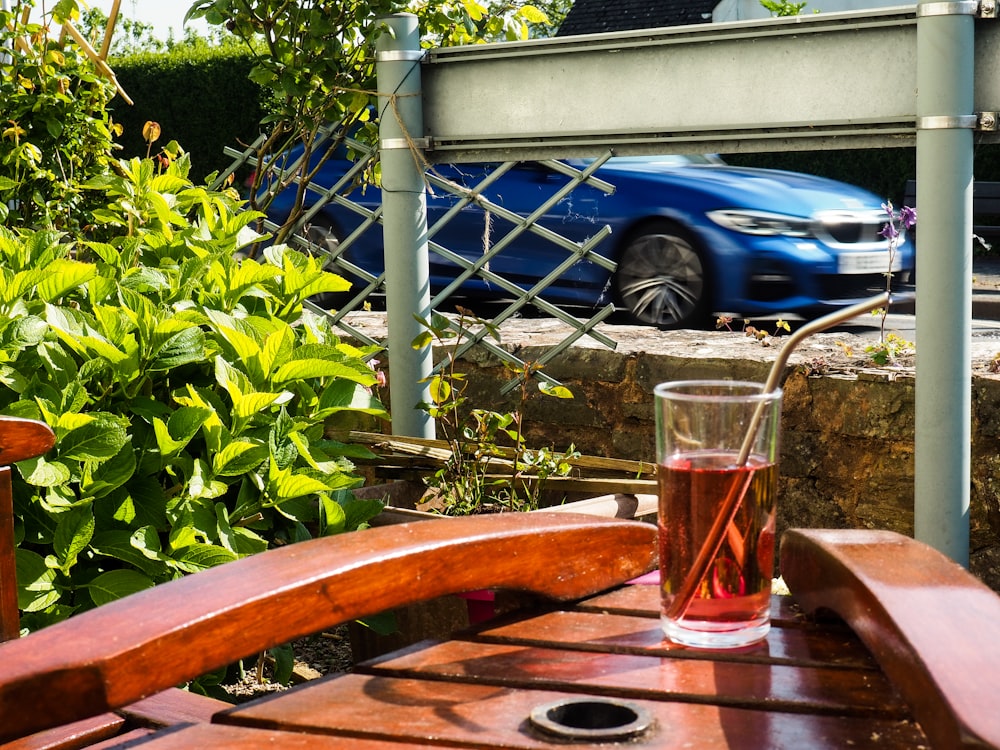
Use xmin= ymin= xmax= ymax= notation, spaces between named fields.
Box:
xmin=707 ymin=210 xmax=815 ymax=237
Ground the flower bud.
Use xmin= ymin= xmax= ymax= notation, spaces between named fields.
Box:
xmin=142 ymin=121 xmax=161 ymax=145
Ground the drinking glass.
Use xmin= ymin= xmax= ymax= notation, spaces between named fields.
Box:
xmin=654 ymin=380 xmax=782 ymax=649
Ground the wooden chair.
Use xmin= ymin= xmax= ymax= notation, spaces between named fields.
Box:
xmin=0 ymin=507 xmax=998 ymax=747
xmin=782 ymin=528 xmax=1000 ymax=749
xmin=0 ymin=417 xmax=235 ymax=749
xmin=0 ymin=512 xmax=658 ymax=747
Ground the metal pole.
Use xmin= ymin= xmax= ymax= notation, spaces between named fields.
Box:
xmin=376 ymin=14 xmax=435 ymax=439
xmin=914 ymin=0 xmax=975 ymax=564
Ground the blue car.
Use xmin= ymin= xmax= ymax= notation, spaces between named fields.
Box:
xmin=266 ymin=153 xmax=912 ymax=329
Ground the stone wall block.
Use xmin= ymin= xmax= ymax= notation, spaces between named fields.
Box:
xmin=635 ymin=353 xmax=772 ymax=394
xmin=975 ymin=380 xmax=1000 ymax=438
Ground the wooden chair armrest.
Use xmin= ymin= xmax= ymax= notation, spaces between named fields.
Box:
xmin=0 ymin=512 xmax=656 ymax=743
xmin=780 ymin=528 xmax=1000 ymax=750
xmin=0 ymin=416 xmax=56 ymax=463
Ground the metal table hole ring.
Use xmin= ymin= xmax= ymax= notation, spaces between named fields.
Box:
xmin=528 ymin=697 xmax=653 ymax=742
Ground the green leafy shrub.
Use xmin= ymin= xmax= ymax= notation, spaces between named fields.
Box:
xmin=7 ymin=147 xmax=388 ymax=633
xmin=412 ymin=308 xmax=578 ymax=515
xmin=0 ymin=1 xmax=120 ymax=231
xmin=0 ymin=2 xmax=389 ymax=672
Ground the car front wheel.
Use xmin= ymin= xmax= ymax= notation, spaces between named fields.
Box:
xmin=614 ymin=221 xmax=709 ymax=329
xmin=297 ymin=216 xmax=346 ymax=309
xmin=300 ymin=216 xmax=340 ymax=262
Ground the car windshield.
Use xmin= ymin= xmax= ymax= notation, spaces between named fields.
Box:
xmin=562 ymin=154 xmax=725 ymax=170
xmin=605 ymin=154 xmax=725 ymax=167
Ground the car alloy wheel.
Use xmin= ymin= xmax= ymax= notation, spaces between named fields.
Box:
xmin=298 ymin=216 xmax=345 ymax=309
xmin=301 ymin=217 xmax=340 ymax=262
xmin=614 ymin=221 xmax=708 ymax=328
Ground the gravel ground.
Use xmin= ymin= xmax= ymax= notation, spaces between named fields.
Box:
xmin=220 ymin=625 xmax=355 ymax=703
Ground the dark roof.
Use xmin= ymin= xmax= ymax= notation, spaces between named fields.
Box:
xmin=556 ymin=0 xmax=717 ymax=36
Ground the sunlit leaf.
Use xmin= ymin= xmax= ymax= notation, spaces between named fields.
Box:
xmin=213 ymin=440 xmax=269 ymax=476
xmin=53 ymin=505 xmax=95 ymax=573
xmin=318 ymin=380 xmax=388 ymax=416
xmin=538 ymin=382 xmax=574 ymax=399
xmin=18 ymin=456 xmax=71 ymax=487
xmin=36 ymin=260 xmax=97 ymax=301
xmin=429 ymin=375 xmax=451 ymax=405
xmin=86 ymin=569 xmax=155 ymax=606
xmin=149 ymin=326 xmax=205 ymax=371
xmin=92 ymin=530 xmax=167 ymax=578
xmin=232 ymin=390 xmax=293 ymax=420
xmin=82 ymin=444 xmax=136 ymax=499
xmin=15 ymin=549 xmax=59 ymax=612
xmin=319 ymin=494 xmax=348 ymax=534
xmin=171 ymin=543 xmax=238 ymax=573
xmin=272 ymin=359 xmax=375 ymax=384
xmin=519 ymin=5 xmax=550 ymax=23
xmin=59 ymin=416 xmax=129 ymax=461
xmin=270 ymin=470 xmax=334 ymax=502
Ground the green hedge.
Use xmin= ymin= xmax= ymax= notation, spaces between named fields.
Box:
xmin=726 ymin=142 xmax=1000 ymax=208
xmin=724 ymin=148 xmax=916 ymax=205
xmin=108 ymin=44 xmax=268 ymax=182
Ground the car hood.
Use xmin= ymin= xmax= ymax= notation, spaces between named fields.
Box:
xmin=590 ymin=158 xmax=885 ymax=216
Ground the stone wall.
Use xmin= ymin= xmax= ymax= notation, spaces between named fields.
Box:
xmin=343 ymin=313 xmax=1000 ymax=591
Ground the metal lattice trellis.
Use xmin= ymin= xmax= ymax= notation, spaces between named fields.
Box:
xmin=222 ymin=129 xmax=626 ymax=394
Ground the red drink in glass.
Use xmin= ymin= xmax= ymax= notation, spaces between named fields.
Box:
xmin=658 ymin=450 xmax=777 ymax=648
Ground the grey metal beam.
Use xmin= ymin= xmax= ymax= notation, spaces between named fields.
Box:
xmin=420 ymin=5 xmax=1000 ymax=162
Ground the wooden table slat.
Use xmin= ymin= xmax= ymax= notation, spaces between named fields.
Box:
xmin=580 ymin=587 xmax=813 ymax=629
xmin=117 ymin=690 xmax=232 ymax=729
xmin=356 ymin=639 xmax=908 ymax=717
xmin=219 ymin=674 xmax=929 ymax=750
xmin=74 ymin=729 xmax=154 ymax=750
xmin=471 ymin=609 xmax=879 ymax=669
xmin=88 ymin=723 xmax=445 ymax=750
xmin=1 ymin=714 xmax=125 ymax=750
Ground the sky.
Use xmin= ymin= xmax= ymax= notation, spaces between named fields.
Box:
xmin=87 ymin=0 xmax=543 ymax=40
xmin=73 ymin=0 xmax=211 ymax=40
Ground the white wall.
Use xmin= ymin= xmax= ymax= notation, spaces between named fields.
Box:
xmin=712 ymin=0 xmax=910 ymax=21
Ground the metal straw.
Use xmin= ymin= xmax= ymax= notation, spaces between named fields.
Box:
xmin=665 ymin=291 xmax=905 ymax=622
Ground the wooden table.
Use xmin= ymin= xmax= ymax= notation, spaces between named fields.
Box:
xmin=201 ymin=588 xmax=927 ymax=749
xmin=3 ymin=517 xmax=999 ymax=750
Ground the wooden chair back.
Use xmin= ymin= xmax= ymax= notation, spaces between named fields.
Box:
xmin=0 ymin=416 xmax=56 ymax=642
xmin=783 ymin=528 xmax=1000 ymax=749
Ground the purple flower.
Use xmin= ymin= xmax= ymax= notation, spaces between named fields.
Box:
xmin=879 ymin=223 xmax=899 ymax=240
xmin=878 ymin=203 xmax=916 ymax=240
